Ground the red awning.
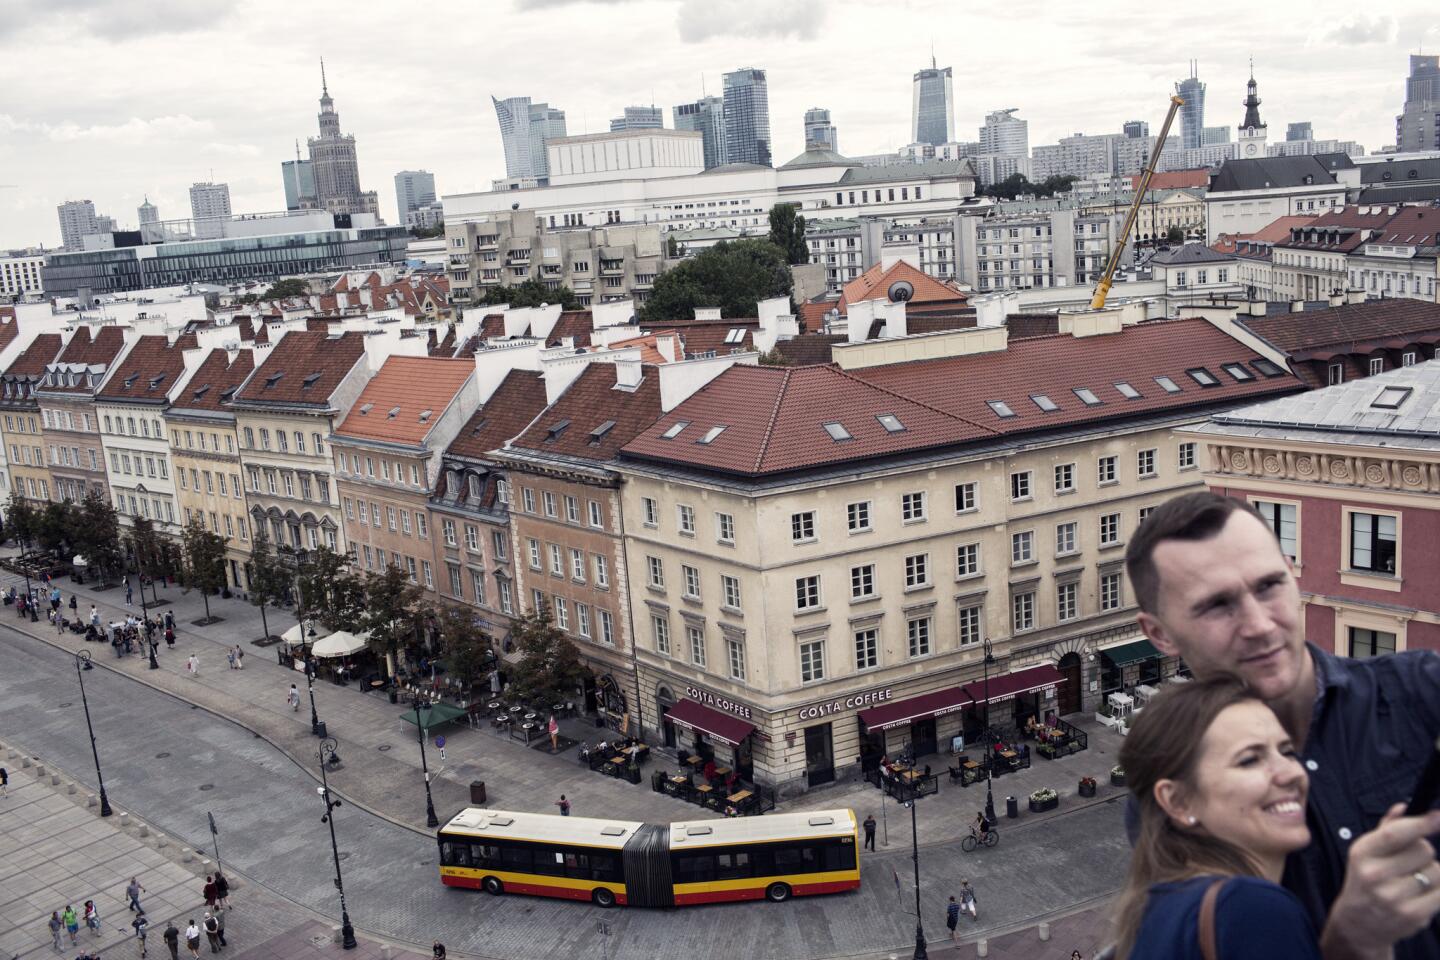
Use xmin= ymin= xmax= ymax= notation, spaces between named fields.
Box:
xmin=858 ymin=687 xmax=973 ymax=733
xmin=663 ymin=699 xmax=756 ymax=746
xmin=964 ymin=664 xmax=1065 ymax=705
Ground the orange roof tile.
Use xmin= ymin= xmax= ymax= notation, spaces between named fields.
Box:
xmin=96 ymin=334 xmax=199 ymax=402
xmin=168 ymin=349 xmax=256 ymax=414
xmin=1128 ymin=168 xmax=1210 ymax=191
xmin=839 ymin=261 xmax=967 ymax=312
xmin=333 ymin=356 xmax=475 ymax=446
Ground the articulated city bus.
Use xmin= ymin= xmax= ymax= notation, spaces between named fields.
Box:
xmin=437 ymin=807 xmax=860 ymax=907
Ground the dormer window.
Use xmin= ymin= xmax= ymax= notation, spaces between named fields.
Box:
xmin=359 ymin=402 xmax=373 ymax=415
xmin=148 ymin=375 xmax=164 ymax=390
xmin=660 ymin=420 xmax=689 ymax=440
xmin=265 ymin=372 xmax=284 ymax=388
xmin=302 ymin=372 xmax=321 ymax=389
xmin=544 ymin=419 xmax=570 ymax=441
xmin=418 ymin=409 xmax=433 ymax=423
xmin=588 ymin=420 xmax=615 ymax=445
xmin=192 ymin=385 xmax=211 ymax=400
xmin=386 ymin=406 xmax=401 ymax=419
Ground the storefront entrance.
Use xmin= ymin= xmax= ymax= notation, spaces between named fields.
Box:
xmin=656 ymin=686 xmax=677 ymax=748
xmin=858 ymin=725 xmax=885 ymax=773
xmin=805 ymin=724 xmax=835 ymax=786
xmin=1057 ymin=652 xmax=1083 ymax=715
xmin=910 ymin=717 xmax=938 ymax=758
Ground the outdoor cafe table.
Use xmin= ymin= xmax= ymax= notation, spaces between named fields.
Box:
xmin=714 ymin=765 xmax=732 ymax=777
xmin=487 ymin=700 xmax=503 ymax=711
xmin=1134 ymin=683 xmax=1160 ymax=704
xmin=727 ymin=790 xmax=752 ymax=803
xmin=1108 ymin=692 xmax=1135 ymax=719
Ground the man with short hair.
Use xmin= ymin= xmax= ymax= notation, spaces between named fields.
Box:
xmin=1127 ymin=491 xmax=1440 ymax=960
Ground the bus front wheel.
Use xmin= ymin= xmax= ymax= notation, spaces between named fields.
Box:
xmin=766 ymin=882 xmax=791 ymax=903
xmin=482 ymin=876 xmax=504 ymax=896
xmin=592 ymin=888 xmax=616 ymax=908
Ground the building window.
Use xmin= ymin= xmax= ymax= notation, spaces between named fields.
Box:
xmin=800 ymin=640 xmax=825 ymax=683
xmin=588 ymin=500 xmax=603 ymax=528
xmin=901 ymin=491 xmax=926 ymax=522
xmin=642 ymin=497 xmax=658 ymax=525
xmin=1099 ymin=512 xmax=1121 ymax=547
xmin=471 ymin=571 xmax=487 ymax=605
xmin=527 ymin=538 xmax=541 ymax=569
xmin=954 ymin=482 xmax=976 ymax=512
xmin=1178 ymin=442 xmax=1197 ymax=470
xmin=854 ymin=628 xmax=878 ymax=670
xmin=904 ymin=553 xmax=930 ymax=589
xmin=1348 ymin=626 xmax=1396 ymax=660
xmin=498 ymin=579 xmax=513 ymax=614
xmin=1011 ymin=530 xmax=1034 ymax=564
xmin=1010 ymin=471 xmax=1032 ymax=501
xmin=682 ymin=564 xmax=701 ymax=599
xmin=1349 ymin=512 xmax=1397 ymax=574
xmin=465 ymin=524 xmax=479 ymax=552
xmin=1012 ymin=591 xmax=1035 ymax=632
xmin=1369 ymin=357 xmax=1384 ymax=376
xmin=1057 ymin=581 xmax=1078 ymax=621
xmin=956 ymin=542 xmax=980 ymax=577
xmin=542 ymin=491 xmax=557 ymax=518
xmin=958 ymin=604 xmax=983 ymax=646
xmin=716 ymin=512 xmax=735 ymax=544
xmin=447 ymin=564 xmax=464 ymax=597
xmin=1254 ymin=500 xmax=1298 ymax=561
xmin=1137 ymin=448 xmax=1157 ymax=478
xmin=492 ymin=531 xmax=508 ymax=561
xmin=678 ymin=504 xmax=696 ymax=535
xmin=907 ymin=617 xmax=932 ymax=658
xmin=850 ymin=564 xmax=876 ymax=600
xmin=796 ymin=575 xmax=821 ymax=610
xmin=1053 ymin=463 xmax=1074 ymax=494
xmin=647 ymin=556 xmax=665 ymax=589
xmin=1056 ymin=521 xmax=1077 ymax=555
xmin=848 ymin=500 xmax=872 ymax=531
xmin=727 ymin=638 xmax=746 ymax=681
xmin=791 ymin=510 xmax=816 ymax=542
xmin=653 ymin=616 xmax=671 ymax=655
xmin=594 ymin=554 xmax=609 ymax=588
xmin=1097 ymin=455 xmax=1117 ymax=484
xmin=687 ymin=625 xmax=706 ymax=668
xmin=571 ymin=548 xmax=585 ymax=581
xmin=554 ymin=597 xmax=569 ymax=631
xmin=1100 ymin=572 xmax=1123 ymax=611
xmin=1328 ymin=363 xmax=1344 ymax=386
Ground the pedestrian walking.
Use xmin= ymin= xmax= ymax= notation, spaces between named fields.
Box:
xmin=163 ymin=922 xmax=180 ymax=960
xmin=862 ymin=813 xmax=876 ymax=851
xmin=84 ymin=900 xmax=100 ymax=936
xmin=287 ymin=684 xmax=300 ymax=712
xmin=233 ymin=646 xmax=243 ymax=670
xmin=90 ymin=605 xmax=100 ymax=627
xmin=202 ymin=912 xmax=220 ymax=954
xmin=214 ymin=871 xmax=230 ymax=909
xmin=187 ymin=654 xmax=199 ymax=677
xmin=1 ymin=764 xmax=8 ymax=797
xmin=133 ymin=911 xmax=150 ymax=957
xmin=547 ymin=713 xmax=559 ymax=752
xmin=126 ymin=582 xmax=134 ymax=606
xmin=165 ymin=626 xmax=176 ymax=648
xmin=432 ymin=943 xmax=447 ymax=960
xmin=226 ymin=649 xmax=236 ymax=670
xmin=1070 ymin=952 xmax=1084 ymax=960
xmin=959 ymin=879 xmax=978 ymax=922
xmin=48 ymin=911 xmax=63 ymax=951
xmin=213 ymin=908 xmax=226 ymax=948
xmin=69 ymin=594 xmax=78 ymax=613
xmin=185 ymin=920 xmax=200 ymax=959
xmin=63 ymin=904 xmax=79 ymax=945
xmin=164 ymin=610 xmax=175 ymax=630
xmin=555 ymin=794 xmax=570 ymax=816
xmin=126 ymin=876 xmax=145 ymax=912
xmin=202 ymin=875 xmax=217 ymax=910
xmin=946 ymin=895 xmax=960 ymax=942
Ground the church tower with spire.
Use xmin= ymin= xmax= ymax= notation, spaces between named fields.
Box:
xmin=306 ymin=59 xmax=379 ymax=218
xmin=1238 ymin=65 xmax=1268 ymax=158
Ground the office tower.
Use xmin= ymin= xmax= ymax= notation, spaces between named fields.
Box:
xmin=1122 ymin=121 xmax=1150 ymax=139
xmin=609 ymin=106 xmax=663 ymax=131
xmin=673 ymin=96 xmax=726 ymax=169
xmin=1176 ymin=61 xmax=1206 ymax=151
xmin=722 ymin=68 xmax=771 ymax=166
xmin=1396 ymin=55 xmax=1440 ymax=152
xmin=493 ymin=95 xmax=567 ymax=181
xmin=137 ymin=197 xmax=161 ymax=242
xmin=979 ymin=109 xmax=1029 ymax=159
xmin=188 ymin=182 xmax=232 ymax=240
xmin=1287 ymin=121 xmax=1313 ymax=142
xmin=804 ymin=108 xmax=838 ymax=153
xmin=911 ymin=60 xmax=955 ymax=146
xmin=282 ymin=140 xmax=317 ymax=211
xmin=1202 ymin=126 xmax=1232 ymax=145
xmin=394 ymin=170 xmax=437 ymax=223
xmin=56 ymin=200 xmax=100 ymax=251
xmin=308 ymin=60 xmax=378 ymax=216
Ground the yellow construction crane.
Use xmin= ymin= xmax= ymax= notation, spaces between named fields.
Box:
xmin=1089 ymin=94 xmax=1185 ymax=310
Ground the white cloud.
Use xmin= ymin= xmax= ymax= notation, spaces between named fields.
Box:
xmin=677 ymin=0 xmax=826 ymax=43
xmin=1325 ymin=16 xmax=1396 ymax=46
xmin=0 ymin=114 xmax=214 ymax=144
xmin=0 ymin=0 xmax=237 ymax=40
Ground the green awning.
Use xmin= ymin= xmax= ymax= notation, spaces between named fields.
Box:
xmin=1101 ymin=639 xmax=1160 ymax=667
xmin=399 ymin=702 xmax=468 ymax=732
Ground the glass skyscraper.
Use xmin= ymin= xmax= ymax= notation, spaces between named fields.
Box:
xmin=1175 ymin=62 xmax=1206 ymax=151
xmin=493 ymin=96 xmax=568 ymax=181
xmin=610 ymin=106 xmax=663 ymax=131
xmin=804 ymin=108 xmax=838 ymax=153
xmin=674 ymin=96 xmax=726 ymax=169
xmin=911 ymin=62 xmax=954 ymax=146
xmin=722 ymin=68 xmax=771 ymax=167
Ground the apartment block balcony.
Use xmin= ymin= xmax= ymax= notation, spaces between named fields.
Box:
xmin=475 ymin=235 xmax=499 ymax=250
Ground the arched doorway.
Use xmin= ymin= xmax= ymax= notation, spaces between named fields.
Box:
xmin=1057 ymin=652 xmax=1083 ymax=716
xmin=656 ymin=685 xmax=677 ymax=748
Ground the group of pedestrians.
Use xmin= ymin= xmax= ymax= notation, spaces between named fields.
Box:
xmin=44 ymin=871 xmax=235 ymax=959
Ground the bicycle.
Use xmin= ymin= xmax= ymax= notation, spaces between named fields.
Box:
xmin=961 ymin=827 xmax=999 ymax=851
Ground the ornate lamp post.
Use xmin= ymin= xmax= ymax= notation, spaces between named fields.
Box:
xmin=410 ymin=692 xmax=440 ymax=829
xmin=315 ymin=736 xmax=356 ymax=950
xmin=73 ymin=650 xmax=113 ymax=817
xmin=901 ymin=747 xmax=927 ymax=960
xmin=20 ymin=530 xmax=38 ymax=622
xmin=981 ymin=639 xmax=997 ymax=826
xmin=305 ymin=625 xmax=323 ymax=736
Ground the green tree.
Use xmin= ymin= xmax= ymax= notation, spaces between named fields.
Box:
xmin=1165 ymin=225 xmax=1185 ymax=245
xmin=478 ymin=278 xmax=581 ymax=310
xmin=356 ymin=562 xmax=426 ymax=682
xmin=505 ymin=608 xmax=590 ymax=707
xmin=758 ymin=345 xmax=793 ymax=366
xmin=437 ymin=602 xmax=494 ymax=692
xmin=246 ymin=530 xmax=287 ymax=642
xmin=179 ymin=517 xmax=227 ymax=623
xmin=77 ymin=493 xmax=123 ymax=586
xmin=640 ymin=238 xmax=793 ymax=323
xmin=6 ymin=493 xmax=38 ymax=550
xmin=295 ymin=546 xmax=364 ymax=633
xmin=35 ymin=500 xmax=76 ymax=556
xmin=260 ymin=278 xmax=309 ymax=300
xmin=767 ymin=203 xmax=810 ymax=265
xmin=409 ymin=223 xmax=445 ymax=239
xmin=665 ymin=234 xmax=680 ymax=258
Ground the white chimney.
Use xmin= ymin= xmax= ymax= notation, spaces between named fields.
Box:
xmin=693 ymin=307 xmax=722 ymax=322
xmin=614 ymin=357 xmax=643 ymax=389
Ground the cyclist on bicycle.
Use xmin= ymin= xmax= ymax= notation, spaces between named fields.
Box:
xmin=971 ymin=811 xmax=989 ymax=842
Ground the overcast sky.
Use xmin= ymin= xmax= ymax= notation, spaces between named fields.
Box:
xmin=1 ymin=0 xmax=1435 ymax=250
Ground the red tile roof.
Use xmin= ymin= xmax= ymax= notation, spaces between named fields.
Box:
xmin=44 ymin=326 xmax=128 ymax=393
xmin=840 ymin=261 xmax=968 ymax=312
xmin=1277 ymin=206 xmax=1399 ymax=253
xmin=797 ymin=299 xmax=838 ymax=333
xmin=510 ymin=363 xmax=662 ymax=463
xmin=4 ymin=334 xmax=64 ymax=378
xmin=96 ymin=334 xmax=199 ymax=402
xmin=1240 ymin=300 xmax=1440 ymax=355
xmin=1128 ymin=168 xmax=1210 ymax=191
xmin=546 ymin=311 xmax=594 ymax=348
xmin=478 ymin=314 xmax=507 ymax=341
xmin=1370 ymin=205 xmax=1440 ymax=246
xmin=334 ymin=357 xmax=475 ymax=446
xmin=0 ymin=315 xmax=17 ymax=352
xmin=232 ymin=331 xmax=367 ymax=407
xmin=168 ymin=349 xmax=257 ymax=414
xmin=443 ymin=369 xmax=550 ymax=461
xmin=624 ymin=319 xmax=1302 ymax=478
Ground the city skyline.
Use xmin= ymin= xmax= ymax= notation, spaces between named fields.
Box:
xmin=0 ymin=0 xmax=1435 ymax=248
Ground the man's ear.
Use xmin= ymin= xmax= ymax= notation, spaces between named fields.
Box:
xmin=1137 ymin=610 xmax=1182 ymax=659
xmin=1153 ymin=778 xmax=1194 ymax=827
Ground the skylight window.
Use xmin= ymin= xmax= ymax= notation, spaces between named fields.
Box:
xmin=876 ymin=414 xmax=906 ymax=433
xmin=1250 ymin=358 xmax=1286 ymax=377
xmin=1113 ymin=381 xmax=1142 ymax=400
xmin=1031 ymin=394 xmax=1059 ymax=412
xmin=696 ymin=425 xmax=727 ymax=444
xmin=220 ymin=387 xmax=238 ymax=402
xmin=545 ymin=418 xmax=571 ymax=440
xmin=660 ymin=420 xmax=690 ymax=440
xmin=418 ymin=409 xmax=433 ymax=423
xmin=1372 ymin=385 xmax=1413 ymax=410
xmin=265 ymin=372 xmax=283 ymax=387
xmin=1073 ymin=387 xmax=1102 ymax=406
xmin=192 ymin=384 xmax=211 ymax=400
xmin=302 ymin=372 xmax=322 ymax=389
xmin=1154 ymin=376 xmax=1182 ymax=393
xmin=1186 ymin=367 xmax=1220 ymax=387
xmin=823 ymin=421 xmax=852 ymax=441
xmin=588 ymin=420 xmax=616 ymax=445
xmin=1221 ymin=363 xmax=1255 ymax=382
xmin=387 ymin=406 xmax=402 ymax=419
xmin=986 ymin=400 xmax=1017 ymax=419
xmin=359 ymin=402 xmax=373 ymax=415
xmin=724 ymin=328 xmax=746 ymax=345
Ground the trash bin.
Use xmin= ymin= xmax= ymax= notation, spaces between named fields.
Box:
xmin=314 ymin=720 xmax=327 ymax=739
xmin=1006 ymin=795 xmax=1018 ymax=819
xmin=470 ymin=780 xmax=487 ymax=805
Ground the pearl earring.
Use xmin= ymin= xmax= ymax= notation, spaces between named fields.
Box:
xmin=1187 ymin=816 xmax=1198 ymax=826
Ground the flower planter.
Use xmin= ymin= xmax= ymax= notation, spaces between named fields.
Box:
xmin=1111 ymin=772 xmax=1126 ymax=787
xmin=1029 ymin=796 xmax=1059 ymax=813
xmin=1077 ymin=781 xmax=1097 ymax=798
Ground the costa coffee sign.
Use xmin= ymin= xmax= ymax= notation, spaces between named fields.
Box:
xmin=795 ymin=688 xmax=894 ymax=722
xmin=685 ymin=685 xmax=753 ymax=720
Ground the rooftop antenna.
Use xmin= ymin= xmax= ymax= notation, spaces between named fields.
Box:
xmin=320 ymin=57 xmax=329 ymax=96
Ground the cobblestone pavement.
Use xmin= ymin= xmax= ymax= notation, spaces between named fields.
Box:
xmin=0 ymin=625 xmax=1131 ymax=959
xmin=0 ymin=561 xmax=1134 ymax=847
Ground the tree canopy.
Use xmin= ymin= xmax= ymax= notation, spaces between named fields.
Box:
xmin=295 ymin=546 xmax=365 ymax=633
xmin=436 ymin=603 xmax=494 ymax=690
xmin=978 ymin=174 xmax=1080 ymax=201
xmin=356 ymin=562 xmax=427 ymax=680
xmin=640 ymin=238 xmax=793 ymax=322
xmin=478 ymin=278 xmax=581 ymax=310
xmin=505 ymin=608 xmax=590 ymax=707
xmin=179 ymin=517 xmax=228 ymax=622
xmin=247 ymin=530 xmax=288 ymax=641
xmin=767 ymin=203 xmax=809 ymax=265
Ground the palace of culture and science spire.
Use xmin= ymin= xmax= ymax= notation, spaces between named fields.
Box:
xmin=306 ymin=59 xmax=379 ymax=217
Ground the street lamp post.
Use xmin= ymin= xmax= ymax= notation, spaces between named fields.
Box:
xmin=20 ymin=532 xmax=38 ymax=622
xmin=410 ymin=693 xmax=440 ymax=829
xmin=305 ymin=625 xmax=322 ymax=736
xmin=981 ymin=639 xmax=997 ymax=826
xmin=72 ymin=650 xmax=113 ymax=817
xmin=316 ymin=736 xmax=357 ymax=950
xmin=902 ymin=748 xmax=927 ymax=960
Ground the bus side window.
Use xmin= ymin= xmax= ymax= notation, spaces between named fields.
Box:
xmin=751 ymin=846 xmax=774 ymax=876
xmin=440 ymin=841 xmax=469 ymax=867
xmin=716 ymin=851 xmax=752 ymax=880
xmin=675 ymin=854 xmax=716 ymax=884
xmin=563 ymin=851 xmax=589 ymax=880
xmin=590 ymin=853 xmax=619 ymax=883
xmin=500 ymin=846 xmax=531 ymax=873
xmin=474 ymin=843 xmax=500 ymax=869
xmin=772 ymin=847 xmax=801 ymax=874
xmin=824 ymin=842 xmax=854 ymax=872
xmin=530 ymin=849 xmax=565 ymax=877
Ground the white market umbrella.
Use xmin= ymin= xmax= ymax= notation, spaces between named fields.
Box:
xmin=282 ymin=622 xmax=331 ymax=646
xmin=311 ymin=630 xmax=369 ymax=659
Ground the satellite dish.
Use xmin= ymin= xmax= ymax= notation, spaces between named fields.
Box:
xmin=888 ymin=280 xmax=914 ymax=303
xmin=512 ymin=202 xmax=520 ymax=210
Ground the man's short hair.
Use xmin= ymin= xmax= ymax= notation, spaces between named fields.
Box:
xmin=1124 ymin=492 xmax=1271 ymax=613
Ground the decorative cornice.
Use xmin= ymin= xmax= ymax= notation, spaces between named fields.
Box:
xmin=1204 ymin=441 xmax=1440 ymax=495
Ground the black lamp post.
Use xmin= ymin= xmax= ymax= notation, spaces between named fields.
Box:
xmin=316 ymin=736 xmax=357 ymax=950
xmin=410 ymin=692 xmax=441 ymax=829
xmin=72 ymin=650 xmax=113 ymax=817
xmin=305 ymin=625 xmax=322 ymax=736
xmin=901 ymin=747 xmax=927 ymax=960
xmin=981 ymin=639 xmax=997 ymax=826
xmin=20 ymin=532 xmax=38 ymax=622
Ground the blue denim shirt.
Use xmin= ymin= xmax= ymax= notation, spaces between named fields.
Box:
xmin=1282 ymin=643 xmax=1440 ymax=960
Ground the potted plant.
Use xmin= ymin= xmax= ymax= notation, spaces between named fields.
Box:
xmin=1028 ymin=787 xmax=1059 ymax=813
xmin=1111 ymin=764 xmax=1126 ymax=787
xmin=1078 ymin=775 xmax=1097 ymax=798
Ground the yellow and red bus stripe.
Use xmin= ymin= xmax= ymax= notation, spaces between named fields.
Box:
xmin=440 ymin=866 xmax=629 ymax=904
